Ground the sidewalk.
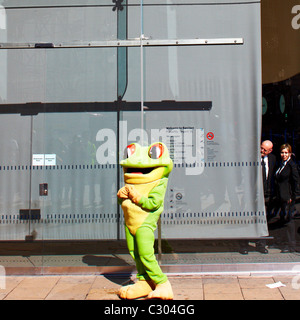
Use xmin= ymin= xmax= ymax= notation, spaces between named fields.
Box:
xmin=1 ymin=274 xmax=300 ymax=300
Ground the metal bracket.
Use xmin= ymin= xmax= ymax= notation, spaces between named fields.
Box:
xmin=0 ymin=38 xmax=244 ymax=49
xmin=112 ymin=0 xmax=124 ymax=11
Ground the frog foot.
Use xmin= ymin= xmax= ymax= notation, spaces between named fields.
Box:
xmin=147 ymin=280 xmax=173 ymax=300
xmin=118 ymin=280 xmax=155 ymax=300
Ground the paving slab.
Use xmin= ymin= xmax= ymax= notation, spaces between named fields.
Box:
xmin=273 ymin=276 xmax=300 ymax=300
xmin=4 ymin=276 xmax=60 ymax=300
xmin=202 ymin=277 xmax=243 ymax=300
xmin=204 ymin=292 xmax=244 ymax=300
xmin=86 ymin=276 xmax=128 ymax=300
xmin=238 ymin=276 xmax=275 ymax=288
xmin=0 ymin=276 xmax=23 ymax=300
xmin=174 ymin=287 xmax=204 ymax=300
xmin=45 ymin=275 xmax=95 ymax=300
xmin=242 ymin=287 xmax=284 ymax=300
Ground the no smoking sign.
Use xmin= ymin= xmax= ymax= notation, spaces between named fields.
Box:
xmin=206 ymin=132 xmax=214 ymax=140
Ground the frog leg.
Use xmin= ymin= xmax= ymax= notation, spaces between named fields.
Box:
xmin=134 ymin=226 xmax=173 ymax=300
xmin=134 ymin=226 xmax=168 ymax=284
xmin=119 ymin=225 xmax=171 ymax=299
xmin=118 ymin=226 xmax=156 ymax=299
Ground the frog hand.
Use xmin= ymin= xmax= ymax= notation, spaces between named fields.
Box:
xmin=126 ymin=184 xmax=142 ymax=204
xmin=117 ymin=186 xmax=129 ymax=199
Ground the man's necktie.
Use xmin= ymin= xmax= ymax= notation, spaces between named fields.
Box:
xmin=262 ymin=158 xmax=266 ymax=181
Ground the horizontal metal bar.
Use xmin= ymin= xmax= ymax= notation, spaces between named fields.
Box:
xmin=0 ymin=101 xmax=212 ymax=115
xmin=0 ymin=38 xmax=244 ymax=49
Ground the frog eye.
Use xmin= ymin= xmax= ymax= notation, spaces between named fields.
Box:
xmin=148 ymin=143 xmax=164 ymax=159
xmin=125 ymin=143 xmax=136 ymax=158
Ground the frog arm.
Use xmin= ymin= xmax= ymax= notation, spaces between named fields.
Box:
xmin=138 ymin=179 xmax=168 ymax=211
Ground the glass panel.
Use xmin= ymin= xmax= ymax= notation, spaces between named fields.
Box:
xmin=3 ymin=4 xmax=115 ymax=43
xmin=2 ymin=0 xmax=113 ymax=7
xmin=142 ymin=110 xmax=266 ymax=239
xmin=120 ymin=0 xmax=266 ymax=240
xmin=45 ymin=48 xmax=117 ymax=103
xmin=0 ymin=2 xmax=123 ymax=270
xmin=0 ymin=114 xmax=32 ymax=240
xmin=129 ymin=0 xmax=254 ymax=4
xmin=1 ymin=48 xmax=117 ymax=104
xmin=33 ymin=112 xmax=118 ymax=241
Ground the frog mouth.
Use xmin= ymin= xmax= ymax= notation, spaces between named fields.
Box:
xmin=126 ymin=167 xmax=154 ymax=175
xmin=124 ymin=166 xmax=166 ymax=184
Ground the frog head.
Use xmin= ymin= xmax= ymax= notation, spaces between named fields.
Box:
xmin=120 ymin=142 xmax=173 ymax=184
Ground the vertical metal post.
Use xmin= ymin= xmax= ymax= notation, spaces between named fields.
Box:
xmin=117 ymin=103 xmax=120 ymax=240
xmin=140 ymin=1 xmax=144 ymax=146
xmin=158 ymin=217 xmax=162 ymax=265
xmin=27 ymin=116 xmax=33 ymax=238
xmin=116 ymin=0 xmax=128 ymax=240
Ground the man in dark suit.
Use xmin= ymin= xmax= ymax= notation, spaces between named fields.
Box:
xmin=257 ymin=140 xmax=276 ymax=253
xmin=261 ymin=140 xmax=277 ymax=212
xmin=239 ymin=140 xmax=276 ymax=254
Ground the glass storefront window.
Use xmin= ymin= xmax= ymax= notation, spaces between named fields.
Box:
xmin=0 ymin=0 xmax=299 ymax=274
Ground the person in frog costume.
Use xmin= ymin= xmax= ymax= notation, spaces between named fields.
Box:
xmin=117 ymin=142 xmax=173 ymax=300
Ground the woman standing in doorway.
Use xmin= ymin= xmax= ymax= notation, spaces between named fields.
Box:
xmin=274 ymin=143 xmax=300 ymax=252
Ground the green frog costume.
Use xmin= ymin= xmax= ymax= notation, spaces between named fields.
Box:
xmin=117 ymin=142 xmax=173 ymax=300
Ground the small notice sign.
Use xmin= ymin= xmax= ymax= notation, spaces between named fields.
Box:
xmin=32 ymin=154 xmax=56 ymax=166
xmin=32 ymin=154 xmax=44 ymax=166
xmin=45 ymin=154 xmax=56 ymax=166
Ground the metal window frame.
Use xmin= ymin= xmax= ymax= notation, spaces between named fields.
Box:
xmin=0 ymin=38 xmax=244 ymax=49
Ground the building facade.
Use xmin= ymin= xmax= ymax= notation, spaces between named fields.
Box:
xmin=0 ymin=0 xmax=299 ymax=274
